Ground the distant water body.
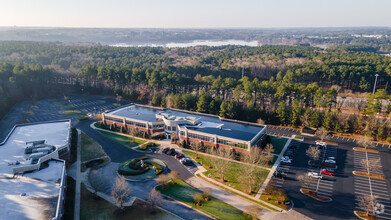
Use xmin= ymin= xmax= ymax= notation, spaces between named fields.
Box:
xmin=111 ymin=39 xmax=259 ymax=48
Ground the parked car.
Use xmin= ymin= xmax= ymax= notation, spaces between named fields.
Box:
xmin=324 ymin=158 xmax=336 ymax=164
xmin=288 ymin=145 xmax=297 ymax=150
xmin=276 ymin=167 xmax=287 ymax=173
xmin=316 ymin=141 xmax=327 ymax=146
xmin=175 ymin=153 xmax=184 ymax=159
xmin=308 ymin=172 xmax=323 ymax=179
xmin=308 ymin=160 xmax=322 ymax=168
xmin=321 ymin=169 xmax=335 ymax=176
xmin=162 ymin=148 xmax=170 ymax=154
xmin=167 ymin=148 xmax=176 ymax=155
xmin=180 ymin=158 xmax=193 ymax=166
xmin=281 ymin=156 xmax=292 ymax=164
xmin=273 ymin=171 xmax=286 ymax=179
xmin=323 ymin=167 xmax=335 ymax=172
xmin=284 ymin=150 xmax=295 ymax=158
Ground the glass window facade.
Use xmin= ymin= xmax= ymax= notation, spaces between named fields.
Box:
xmin=188 ymin=132 xmax=214 ymax=143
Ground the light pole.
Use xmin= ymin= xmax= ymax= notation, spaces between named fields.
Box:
xmin=372 ymin=74 xmax=379 ymax=95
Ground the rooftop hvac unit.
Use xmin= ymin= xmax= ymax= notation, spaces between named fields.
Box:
xmin=28 ymin=152 xmax=46 ymax=160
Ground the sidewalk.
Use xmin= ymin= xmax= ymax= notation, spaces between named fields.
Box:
xmin=255 ymin=138 xmax=292 ymax=199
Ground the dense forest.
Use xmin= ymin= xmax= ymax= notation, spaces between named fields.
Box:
xmin=1 ymin=41 xmax=391 ymax=142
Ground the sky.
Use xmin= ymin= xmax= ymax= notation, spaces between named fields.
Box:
xmin=0 ymin=0 xmax=390 ymax=28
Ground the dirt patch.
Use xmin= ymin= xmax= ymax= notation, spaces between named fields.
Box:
xmin=354 ymin=211 xmax=375 ymax=220
xmin=353 ymin=147 xmax=379 ymax=153
xmin=352 ymin=171 xmax=385 ymax=180
xmin=300 ymin=188 xmax=332 ymax=202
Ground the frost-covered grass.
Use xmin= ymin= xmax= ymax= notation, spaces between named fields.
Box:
xmin=156 ymin=180 xmax=252 ymax=220
xmin=97 ymin=130 xmax=146 ymax=147
xmin=81 ymin=133 xmax=107 ymax=162
xmin=80 ymin=184 xmax=180 ymax=220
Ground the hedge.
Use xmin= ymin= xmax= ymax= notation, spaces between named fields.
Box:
xmin=146 ymin=161 xmax=163 ymax=175
xmin=118 ymin=160 xmax=150 ymax=176
xmin=129 ymin=156 xmax=149 ymax=169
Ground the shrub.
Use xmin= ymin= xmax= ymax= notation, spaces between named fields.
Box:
xmin=146 ymin=161 xmax=164 ymax=175
xmin=387 ymin=137 xmax=391 ymax=143
xmin=118 ymin=160 xmax=150 ymax=175
xmin=129 ymin=156 xmax=149 ymax=169
xmin=140 ymin=144 xmax=148 ymax=150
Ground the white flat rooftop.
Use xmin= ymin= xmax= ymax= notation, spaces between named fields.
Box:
xmin=0 ymin=121 xmax=70 ymax=220
xmin=0 ymin=121 xmax=70 ymax=177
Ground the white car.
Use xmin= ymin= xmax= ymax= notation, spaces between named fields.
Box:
xmin=308 ymin=172 xmax=323 ymax=179
xmin=316 ymin=141 xmax=327 ymax=147
xmin=280 ymin=156 xmax=292 ymax=164
xmin=324 ymin=159 xmax=336 ymax=164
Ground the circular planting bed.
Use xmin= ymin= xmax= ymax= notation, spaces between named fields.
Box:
xmin=118 ymin=157 xmax=167 ymax=181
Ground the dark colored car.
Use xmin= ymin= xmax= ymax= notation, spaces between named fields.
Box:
xmin=168 ymin=148 xmax=176 ymax=156
xmin=284 ymin=150 xmax=295 ymax=158
xmin=308 ymin=160 xmax=322 ymax=168
xmin=276 ymin=167 xmax=287 ymax=173
xmin=162 ymin=148 xmax=170 ymax=154
xmin=288 ymin=145 xmax=297 ymax=150
xmin=273 ymin=171 xmax=286 ymax=179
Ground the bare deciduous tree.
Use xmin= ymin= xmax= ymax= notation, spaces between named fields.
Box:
xmin=357 ymin=136 xmax=373 ymax=149
xmin=300 ymin=114 xmax=310 ymax=127
xmin=168 ymin=171 xmax=180 ymax=184
xmin=315 ymin=127 xmax=329 ymax=141
xmin=203 ymin=187 xmax=212 ymax=201
xmin=111 ymin=176 xmax=131 ymax=209
xmin=298 ymin=174 xmax=313 ymax=190
xmin=89 ymin=169 xmax=109 ymax=195
xmin=208 ymin=147 xmax=232 ymax=182
xmin=156 ymin=174 xmax=170 ymax=189
xmin=241 ymin=147 xmax=269 ymax=193
xmin=360 ymin=159 xmax=381 ymax=174
xmin=191 ymin=141 xmax=203 ymax=158
xmin=146 ymin=190 xmax=163 ymax=213
xmin=244 ymin=205 xmax=263 ymax=220
xmin=193 ymin=193 xmax=203 ymax=206
xmin=306 ymin=145 xmax=321 ymax=161
xmin=358 ymin=194 xmax=378 ymax=216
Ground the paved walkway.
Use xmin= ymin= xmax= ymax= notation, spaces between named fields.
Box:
xmin=74 ymin=129 xmax=81 ymax=220
xmin=185 ymin=176 xmax=269 ymax=219
xmin=262 ymin=209 xmax=313 ymax=220
xmin=255 ymin=138 xmax=292 ymax=199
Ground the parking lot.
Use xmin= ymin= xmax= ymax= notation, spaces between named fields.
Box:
xmin=354 ymin=150 xmax=391 ymax=219
xmin=301 ymin=142 xmax=338 ymax=199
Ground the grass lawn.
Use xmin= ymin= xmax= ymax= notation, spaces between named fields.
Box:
xmin=76 ymin=115 xmax=90 ymax=120
xmin=64 ymin=110 xmax=81 ymax=115
xmin=97 ymin=129 xmax=146 ymax=148
xmin=260 ymin=194 xmax=290 ymax=210
xmin=156 ymin=180 xmax=251 ymax=220
xmin=183 ymin=150 xmax=269 ymax=195
xmin=81 ymin=132 xmax=108 ymax=162
xmin=80 ymin=184 xmax=179 ymax=220
xmin=268 ymin=136 xmax=288 ymax=154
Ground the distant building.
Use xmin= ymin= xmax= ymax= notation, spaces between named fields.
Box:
xmin=102 ymin=105 xmax=267 ymax=152
xmin=0 ymin=120 xmax=71 ymax=220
